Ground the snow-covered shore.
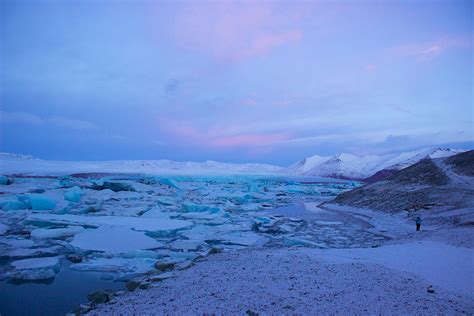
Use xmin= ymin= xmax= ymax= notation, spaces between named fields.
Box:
xmin=90 ymin=243 xmax=473 ymax=315
xmin=89 ymin=204 xmax=474 ymax=315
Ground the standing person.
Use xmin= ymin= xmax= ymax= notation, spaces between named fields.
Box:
xmin=415 ymin=216 xmax=422 ymax=231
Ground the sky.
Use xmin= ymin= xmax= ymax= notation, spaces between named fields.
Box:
xmin=0 ymin=0 xmax=472 ymax=165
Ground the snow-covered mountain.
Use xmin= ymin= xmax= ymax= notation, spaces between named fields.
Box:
xmin=0 ymin=154 xmax=284 ymax=176
xmin=0 ymin=147 xmax=466 ymax=179
xmin=287 ymin=147 xmax=464 ymax=180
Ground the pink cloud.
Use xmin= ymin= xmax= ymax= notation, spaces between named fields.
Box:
xmin=362 ymin=35 xmax=471 ymax=73
xmin=157 ymin=117 xmax=291 ymax=149
xmin=241 ymin=97 xmax=257 ymax=106
xmin=363 ymin=64 xmax=377 ymax=72
xmin=210 ymin=133 xmax=290 ymax=147
xmin=390 ymin=36 xmax=470 ymax=61
xmin=169 ymin=2 xmax=306 ymax=61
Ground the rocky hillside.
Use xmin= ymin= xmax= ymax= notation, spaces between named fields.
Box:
xmin=332 ymin=151 xmax=474 ymax=226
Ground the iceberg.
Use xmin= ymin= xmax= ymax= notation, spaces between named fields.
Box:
xmin=215 ymin=231 xmax=267 ymax=246
xmin=141 ymin=206 xmax=176 ymax=219
xmin=179 ymin=211 xmax=229 ymax=222
xmin=71 ymin=257 xmax=156 ymax=276
xmin=5 ymin=246 xmax=60 ymax=259
xmin=2 ymin=200 xmax=29 ymax=211
xmin=70 ymin=226 xmax=164 ymax=253
xmin=0 ymin=223 xmax=8 ymax=235
xmin=11 ymin=257 xmax=60 ymax=270
xmin=169 ymin=239 xmax=201 ymax=252
xmin=0 ymin=175 xmax=11 ymax=185
xmin=25 ymin=194 xmax=56 ymax=210
xmin=26 ymin=214 xmax=193 ymax=234
xmin=30 ymin=226 xmax=85 ymax=239
xmin=283 ymin=236 xmax=327 ymax=248
xmin=247 ymin=181 xmax=260 ymax=193
xmin=64 ymin=187 xmax=83 ymax=203
xmin=96 ymin=181 xmax=136 ymax=192
xmin=6 ymin=269 xmax=57 ymax=282
xmin=241 ymin=203 xmax=263 ymax=211
xmin=155 ymin=196 xmax=177 ymax=206
xmin=159 ymin=178 xmax=182 ymax=190
xmin=182 ymin=203 xmax=221 ymax=213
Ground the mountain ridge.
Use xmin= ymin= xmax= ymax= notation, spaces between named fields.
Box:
xmin=0 ymin=147 xmax=467 ymax=179
xmin=288 ymin=147 xmax=464 ymax=180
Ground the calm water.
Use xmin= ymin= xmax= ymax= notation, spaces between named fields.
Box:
xmin=0 ymin=263 xmax=124 ymax=316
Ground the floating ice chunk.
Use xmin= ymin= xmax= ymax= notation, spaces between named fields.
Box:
xmin=141 ymin=207 xmax=175 ymax=219
xmin=82 ymin=188 xmax=115 ymax=202
xmin=160 ymin=178 xmax=181 ymax=190
xmin=112 ymin=191 xmax=142 ymax=200
xmin=8 ymin=268 xmax=57 ymax=281
xmin=254 ymin=216 xmax=271 ymax=224
xmin=247 ymin=181 xmax=260 ymax=193
xmin=30 ymin=226 xmax=85 ymax=239
xmin=121 ymin=181 xmax=154 ymax=192
xmin=26 ymin=194 xmax=56 ymax=210
xmin=182 ymin=203 xmax=221 ymax=213
xmin=182 ymin=203 xmax=209 ymax=213
xmin=27 ymin=214 xmax=193 ymax=234
xmin=0 ymin=223 xmax=7 ymax=235
xmin=11 ymin=257 xmax=60 ymax=270
xmin=0 ymin=175 xmax=10 ymax=185
xmin=0 ymin=237 xmax=35 ymax=249
xmin=169 ymin=239 xmax=201 ymax=252
xmin=6 ymin=246 xmax=60 ymax=259
xmin=71 ymin=257 xmax=156 ymax=275
xmin=283 ymin=236 xmax=327 ymax=248
xmin=179 ymin=211 xmax=228 ymax=221
xmin=120 ymin=250 xmax=165 ymax=259
xmin=314 ymin=220 xmax=343 ymax=226
xmin=103 ymin=205 xmax=147 ymax=217
xmin=155 ymin=196 xmax=176 ymax=206
xmin=64 ymin=187 xmax=83 ymax=203
xmin=97 ymin=181 xmax=136 ymax=192
xmin=70 ymin=226 xmax=163 ymax=253
xmin=2 ymin=200 xmax=29 ymax=211
xmin=217 ymin=231 xmax=267 ymax=246
xmin=241 ymin=203 xmax=263 ymax=211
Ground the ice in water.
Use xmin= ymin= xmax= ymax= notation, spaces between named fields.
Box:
xmin=70 ymin=226 xmax=163 ymax=253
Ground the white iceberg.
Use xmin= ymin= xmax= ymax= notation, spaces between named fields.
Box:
xmin=159 ymin=178 xmax=182 ymax=190
xmin=2 ymin=200 xmax=29 ymax=211
xmin=11 ymin=257 xmax=60 ymax=270
xmin=182 ymin=203 xmax=221 ymax=213
xmin=71 ymin=257 xmax=156 ymax=275
xmin=27 ymin=214 xmax=193 ymax=234
xmin=0 ymin=175 xmax=9 ymax=185
xmin=30 ymin=226 xmax=85 ymax=239
xmin=70 ymin=226 xmax=163 ymax=253
xmin=64 ymin=187 xmax=83 ymax=203
xmin=0 ymin=223 xmax=8 ymax=235
xmin=25 ymin=194 xmax=57 ymax=210
xmin=169 ymin=239 xmax=201 ymax=252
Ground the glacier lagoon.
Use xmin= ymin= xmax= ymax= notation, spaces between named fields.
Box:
xmin=0 ymin=173 xmax=362 ymax=314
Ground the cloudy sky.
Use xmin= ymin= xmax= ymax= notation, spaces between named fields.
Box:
xmin=1 ymin=0 xmax=472 ymax=165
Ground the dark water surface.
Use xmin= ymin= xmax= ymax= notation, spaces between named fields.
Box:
xmin=0 ymin=263 xmax=124 ymax=316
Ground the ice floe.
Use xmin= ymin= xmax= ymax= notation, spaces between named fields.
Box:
xmin=70 ymin=226 xmax=163 ymax=253
xmin=27 ymin=214 xmax=193 ymax=233
xmin=30 ymin=226 xmax=85 ymax=239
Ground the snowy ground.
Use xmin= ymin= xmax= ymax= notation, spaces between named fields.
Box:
xmin=90 ymin=203 xmax=474 ymax=315
xmin=92 ymin=250 xmax=473 ymax=314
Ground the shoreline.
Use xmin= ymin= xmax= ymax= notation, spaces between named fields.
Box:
xmin=87 ymin=205 xmax=474 ymax=315
xmin=89 ymin=240 xmax=473 ymax=315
